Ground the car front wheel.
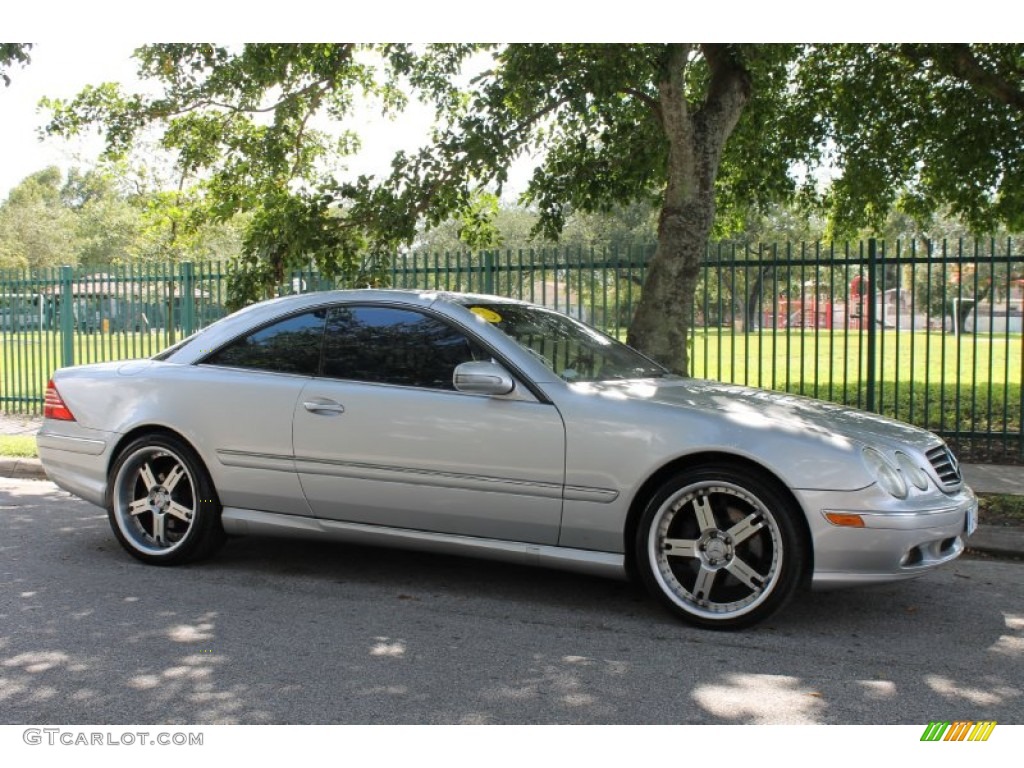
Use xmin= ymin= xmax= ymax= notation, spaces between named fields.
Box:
xmin=636 ymin=466 xmax=806 ymax=630
xmin=107 ymin=433 xmax=225 ymax=565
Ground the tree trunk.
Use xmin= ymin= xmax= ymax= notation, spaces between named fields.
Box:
xmin=745 ymin=265 xmax=772 ymax=332
xmin=625 ymin=44 xmax=752 ymax=376
xmin=627 ymin=200 xmax=713 ymax=374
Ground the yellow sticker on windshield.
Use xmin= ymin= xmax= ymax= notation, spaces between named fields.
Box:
xmin=470 ymin=307 xmax=502 ymax=323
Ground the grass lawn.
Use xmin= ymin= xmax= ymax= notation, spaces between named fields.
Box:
xmin=0 ymin=435 xmax=37 ymax=458
xmin=690 ymin=328 xmax=1020 ymax=394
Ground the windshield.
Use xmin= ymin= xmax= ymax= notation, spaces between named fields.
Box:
xmin=466 ymin=303 xmax=668 ymax=383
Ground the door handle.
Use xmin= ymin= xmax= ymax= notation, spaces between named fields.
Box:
xmin=303 ymin=399 xmax=346 ymax=415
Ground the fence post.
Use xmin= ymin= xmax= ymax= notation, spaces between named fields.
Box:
xmin=1019 ymin=339 xmax=1023 ymax=460
xmin=483 ymin=250 xmax=496 ymax=295
xmin=59 ymin=265 xmax=74 ymax=368
xmin=866 ymin=238 xmax=878 ymax=413
xmin=180 ymin=261 xmax=195 ymax=337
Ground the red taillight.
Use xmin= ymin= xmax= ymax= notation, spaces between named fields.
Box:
xmin=44 ymin=379 xmax=76 ymax=421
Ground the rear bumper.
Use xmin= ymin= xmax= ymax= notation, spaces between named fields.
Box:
xmin=36 ymin=424 xmax=116 ymax=509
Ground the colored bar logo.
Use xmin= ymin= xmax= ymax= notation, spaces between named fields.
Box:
xmin=921 ymin=721 xmax=997 ymax=741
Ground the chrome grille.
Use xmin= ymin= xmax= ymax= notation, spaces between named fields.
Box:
xmin=926 ymin=445 xmax=962 ymax=487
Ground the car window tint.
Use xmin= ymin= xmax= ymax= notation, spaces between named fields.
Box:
xmin=322 ymin=306 xmax=485 ymax=389
xmin=204 ymin=310 xmax=326 ymax=375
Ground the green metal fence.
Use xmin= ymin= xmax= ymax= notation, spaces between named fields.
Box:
xmin=2 ymin=238 xmax=1021 ymax=459
xmin=0 ymin=263 xmax=231 ymax=413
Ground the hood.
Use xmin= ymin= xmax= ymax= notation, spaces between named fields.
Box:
xmin=574 ymin=377 xmax=941 ymax=453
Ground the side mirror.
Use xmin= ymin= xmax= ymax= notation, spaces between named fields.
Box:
xmin=453 ymin=360 xmax=516 ymax=396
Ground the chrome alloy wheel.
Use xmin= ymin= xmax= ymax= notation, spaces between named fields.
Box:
xmin=112 ymin=445 xmax=198 ymax=557
xmin=647 ymin=480 xmax=785 ymax=622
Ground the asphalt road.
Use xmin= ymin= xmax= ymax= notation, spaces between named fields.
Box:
xmin=1 ymin=477 xmax=1022 ymax=725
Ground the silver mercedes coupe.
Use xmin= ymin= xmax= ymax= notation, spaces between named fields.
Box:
xmin=37 ymin=290 xmax=977 ymax=629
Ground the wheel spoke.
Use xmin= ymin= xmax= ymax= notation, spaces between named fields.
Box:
xmin=163 ymin=464 xmax=186 ymax=493
xmin=138 ymin=462 xmax=158 ymax=492
xmin=166 ymin=501 xmax=193 ymax=524
xmin=726 ymin=555 xmax=767 ymax=591
xmin=662 ymin=537 xmax=698 ymax=557
xmin=726 ymin=513 xmax=764 ymax=545
xmin=151 ymin=513 xmax=167 ymax=546
xmin=692 ymin=565 xmax=717 ymax=601
xmin=692 ymin=494 xmax=716 ymax=532
xmin=127 ymin=498 xmax=150 ymax=516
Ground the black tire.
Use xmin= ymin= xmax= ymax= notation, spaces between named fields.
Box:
xmin=635 ymin=465 xmax=806 ymax=630
xmin=106 ymin=433 xmax=225 ymax=565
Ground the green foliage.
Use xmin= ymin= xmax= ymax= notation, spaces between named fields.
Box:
xmin=227 ymin=188 xmax=386 ymax=311
xmin=456 ymin=192 xmax=503 ymax=250
xmin=0 ymin=168 xmax=77 ymax=269
xmin=415 ymin=204 xmax=541 ymax=254
xmin=559 ymin=201 xmax=658 ymax=251
xmin=0 ymin=165 xmax=246 ymax=270
xmin=0 ymin=43 xmax=32 ymax=87
xmin=38 ymin=43 xmax=1024 ymax=363
xmin=42 ymin=44 xmax=414 ymax=307
xmin=788 ymin=44 xmax=1024 ymax=235
xmin=411 ymin=199 xmax=659 ymax=262
xmin=976 ymin=494 xmax=1024 ymax=526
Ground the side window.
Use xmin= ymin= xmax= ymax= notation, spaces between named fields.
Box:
xmin=322 ymin=306 xmax=486 ymax=389
xmin=204 ymin=310 xmax=326 ymax=375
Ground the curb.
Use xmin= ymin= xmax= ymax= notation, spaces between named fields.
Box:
xmin=0 ymin=457 xmax=47 ymax=480
xmin=0 ymin=458 xmax=1022 ymax=560
xmin=966 ymin=525 xmax=1024 ymax=560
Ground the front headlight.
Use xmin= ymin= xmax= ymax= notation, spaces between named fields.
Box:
xmin=895 ymin=451 xmax=931 ymax=491
xmin=862 ymin=447 xmax=908 ymax=498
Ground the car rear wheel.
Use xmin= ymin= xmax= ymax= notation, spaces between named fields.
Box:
xmin=107 ymin=434 xmax=225 ymax=565
xmin=635 ymin=466 xmax=806 ymax=630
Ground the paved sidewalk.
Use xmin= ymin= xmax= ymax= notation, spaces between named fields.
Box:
xmin=0 ymin=412 xmax=41 ymax=435
xmin=960 ymin=464 xmax=1024 ymax=495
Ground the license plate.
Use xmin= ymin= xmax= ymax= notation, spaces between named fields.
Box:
xmin=966 ymin=502 xmax=978 ymax=537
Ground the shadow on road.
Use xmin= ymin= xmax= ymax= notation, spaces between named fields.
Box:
xmin=1 ymin=479 xmax=1021 ymax=724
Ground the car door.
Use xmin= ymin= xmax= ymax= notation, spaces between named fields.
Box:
xmin=292 ymin=303 xmax=566 ymax=545
xmin=195 ymin=308 xmax=326 ymax=516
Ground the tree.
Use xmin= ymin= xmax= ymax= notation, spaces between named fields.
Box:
xmin=788 ymin=44 xmax=1024 ymax=236
xmin=349 ymin=44 xmax=799 ymax=374
xmin=60 ymin=168 xmax=143 ymax=268
xmin=413 ymin=201 xmax=538 ymax=254
xmin=43 ymin=44 xmax=406 ymax=302
xmin=0 ymin=163 xmax=247 ymax=271
xmin=0 ymin=43 xmax=31 ymax=87
xmin=0 ymin=167 xmax=77 ymax=269
xmin=42 ymin=43 xmax=1024 ymax=374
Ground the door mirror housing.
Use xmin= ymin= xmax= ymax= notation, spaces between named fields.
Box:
xmin=453 ymin=360 xmax=516 ymax=396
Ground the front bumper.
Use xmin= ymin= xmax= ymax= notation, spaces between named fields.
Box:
xmin=795 ymin=484 xmax=977 ymax=589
